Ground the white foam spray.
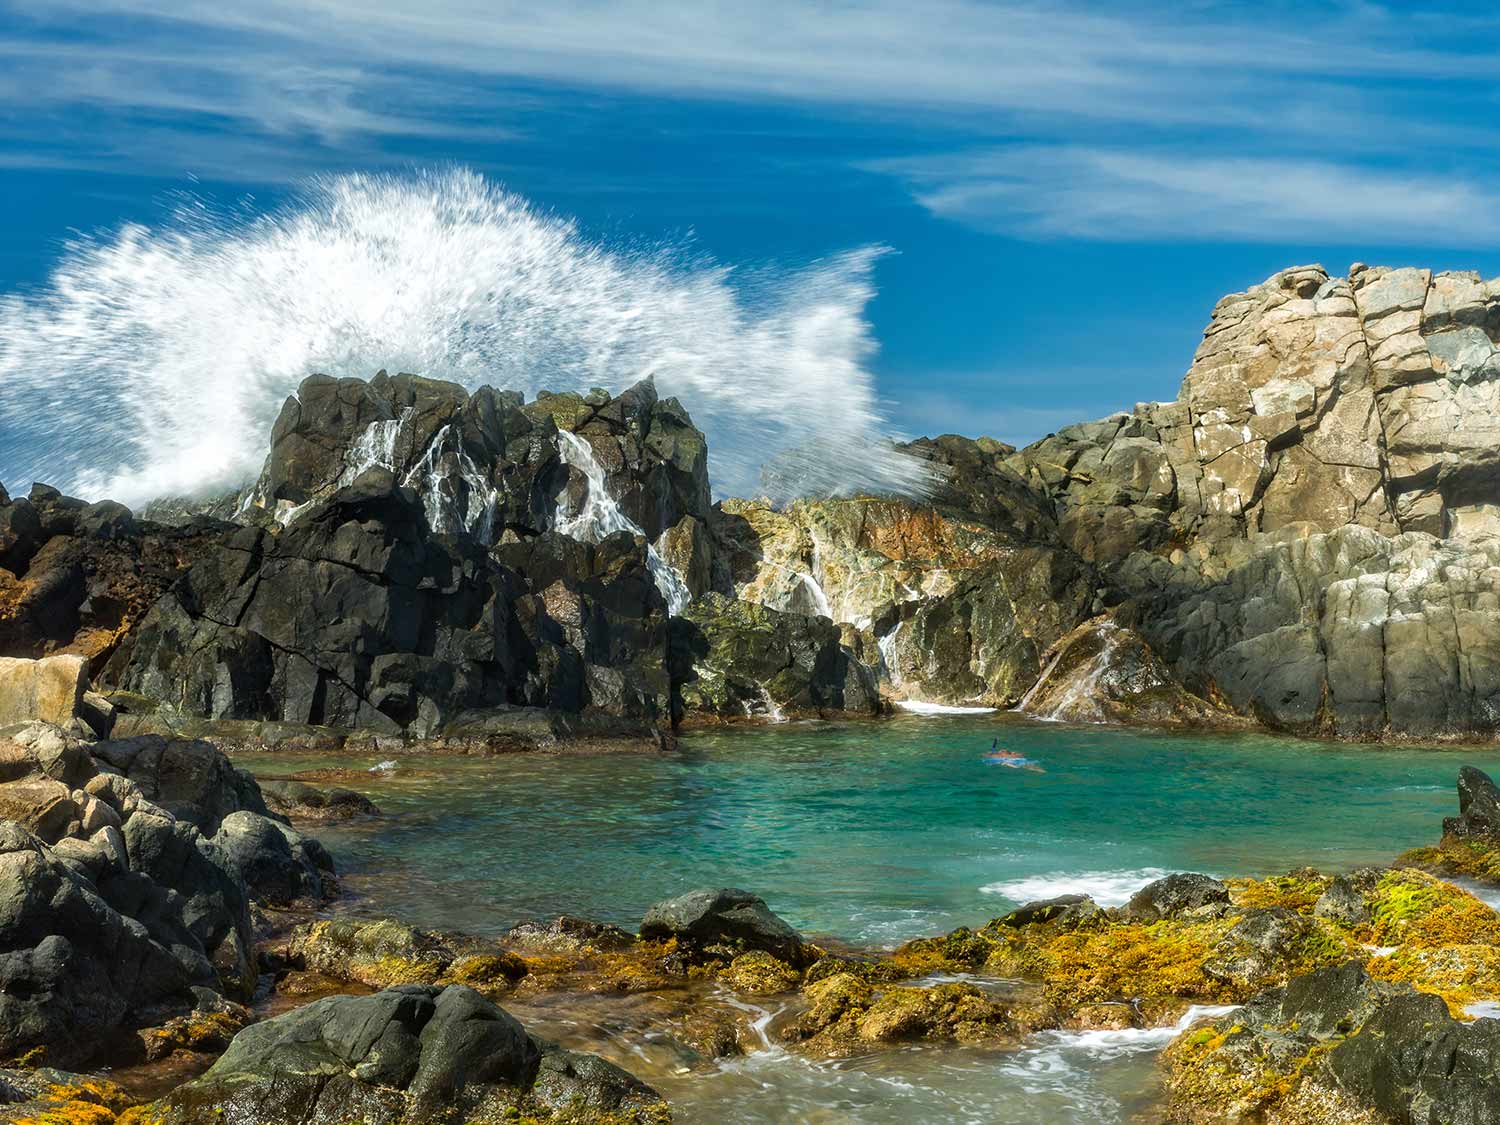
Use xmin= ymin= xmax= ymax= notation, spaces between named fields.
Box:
xmin=0 ymin=168 xmax=939 ymax=507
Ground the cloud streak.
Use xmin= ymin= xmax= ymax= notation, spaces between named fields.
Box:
xmin=878 ymin=147 xmax=1500 ymax=246
xmin=5 ymin=1 xmax=1500 ymax=236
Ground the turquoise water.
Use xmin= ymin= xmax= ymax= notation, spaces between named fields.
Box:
xmin=234 ymin=714 xmax=1489 ymax=1124
xmin=238 ymin=713 xmax=1477 ymax=947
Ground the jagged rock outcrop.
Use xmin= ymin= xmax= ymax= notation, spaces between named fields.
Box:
xmin=713 ymin=495 xmax=1097 ymax=709
xmin=713 ymin=263 xmax=1500 ymax=737
xmin=999 ymin=264 xmax=1500 ymax=738
xmin=0 ymin=483 xmax=222 ymax=669
xmin=0 ymin=722 xmax=269 ymax=1066
xmin=1018 ymin=620 xmax=1244 ymax=727
xmin=1165 ymin=960 xmax=1500 ymax=1124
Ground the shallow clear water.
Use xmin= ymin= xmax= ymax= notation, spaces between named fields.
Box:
xmin=238 ymin=713 xmax=1478 ymax=946
xmin=234 ymin=714 xmax=1488 ymax=1124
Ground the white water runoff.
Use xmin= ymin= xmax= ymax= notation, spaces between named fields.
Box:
xmin=0 ymin=168 xmax=938 ymax=508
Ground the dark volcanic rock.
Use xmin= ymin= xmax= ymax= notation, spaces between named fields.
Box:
xmin=0 ymin=485 xmax=226 ymax=669
xmin=997 ymin=894 xmax=1101 ymax=928
xmin=1329 ymin=991 xmax=1500 ymax=1123
xmin=1123 ymin=873 xmax=1230 ymax=922
xmin=96 ymin=372 xmax=723 ymax=742
xmin=1445 ymin=765 xmax=1500 ymax=838
xmin=640 ymin=887 xmax=806 ymax=964
xmin=139 ymin=984 xmax=666 ymax=1125
xmin=0 ymin=719 xmax=344 ymax=1068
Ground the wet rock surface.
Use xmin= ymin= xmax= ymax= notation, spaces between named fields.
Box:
xmin=639 ymin=887 xmax=808 ymax=965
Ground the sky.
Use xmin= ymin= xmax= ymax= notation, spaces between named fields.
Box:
xmin=4 ymin=1 xmax=1500 ymax=449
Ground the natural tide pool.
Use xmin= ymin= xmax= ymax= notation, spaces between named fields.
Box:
xmin=233 ymin=715 xmax=1493 ymax=1124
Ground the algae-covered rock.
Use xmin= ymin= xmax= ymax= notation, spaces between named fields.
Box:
xmin=717 ymin=951 xmax=800 ymax=995
xmin=1163 ymin=961 xmax=1396 ymax=1123
xmin=670 ymin=593 xmax=879 ymax=721
xmin=0 ymin=1067 xmax=135 ymax=1124
xmin=504 ymin=914 xmax=635 ymax=954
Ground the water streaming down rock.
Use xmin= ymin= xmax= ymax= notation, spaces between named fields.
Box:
xmin=0 ymin=168 xmax=939 ymax=507
xmin=555 ymin=430 xmax=692 ymax=614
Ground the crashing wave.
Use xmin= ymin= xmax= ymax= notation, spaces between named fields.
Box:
xmin=0 ymin=168 xmax=939 ymax=508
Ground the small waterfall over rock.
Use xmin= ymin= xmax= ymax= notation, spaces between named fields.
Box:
xmin=555 ymin=430 xmax=692 ymax=614
xmin=400 ymin=424 xmax=502 ymax=544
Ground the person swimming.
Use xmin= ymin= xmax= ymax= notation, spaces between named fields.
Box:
xmin=984 ymin=738 xmax=1044 ymax=771
xmin=984 ymin=737 xmax=1022 ymax=761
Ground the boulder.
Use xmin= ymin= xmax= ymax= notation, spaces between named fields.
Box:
xmin=1329 ymin=990 xmax=1500 ymax=1123
xmin=1123 ymin=873 xmax=1230 ymax=922
xmin=640 ymin=887 xmax=807 ymax=964
xmin=137 ymin=984 xmax=666 ymax=1124
xmin=1446 ymin=765 xmax=1500 ymax=838
xmin=0 ymin=655 xmax=86 ymax=729
xmin=996 ymin=894 xmax=1101 ymax=928
xmin=1313 ymin=875 xmax=1371 ymax=926
xmin=212 ymin=810 xmax=332 ymax=905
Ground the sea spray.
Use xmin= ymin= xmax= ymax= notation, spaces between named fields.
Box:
xmin=0 ymin=168 xmax=939 ymax=507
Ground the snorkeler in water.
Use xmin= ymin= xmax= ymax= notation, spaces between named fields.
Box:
xmin=984 ymin=737 xmax=1023 ymax=761
xmin=984 ymin=737 xmax=1044 ymax=772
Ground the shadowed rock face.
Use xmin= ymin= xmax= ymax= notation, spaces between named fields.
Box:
xmin=0 ymin=721 xmax=333 ymax=1067
xmin=670 ymin=593 xmax=879 ymax=721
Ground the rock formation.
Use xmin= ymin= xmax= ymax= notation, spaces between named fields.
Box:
xmin=0 ymin=716 xmax=333 ymax=1067
xmin=9 ymin=263 xmax=1500 ymax=740
xmin=722 ymin=263 xmax=1500 ymax=739
xmin=138 ymin=984 xmax=668 ymax=1125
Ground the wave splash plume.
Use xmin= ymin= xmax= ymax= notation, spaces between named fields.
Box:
xmin=0 ymin=168 xmax=935 ymax=507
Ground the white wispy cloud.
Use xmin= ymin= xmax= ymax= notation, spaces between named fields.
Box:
xmin=5 ymin=1 xmax=1500 ymax=237
xmin=876 ymin=147 xmax=1500 ymax=246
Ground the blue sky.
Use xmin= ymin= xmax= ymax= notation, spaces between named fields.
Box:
xmin=5 ymin=1 xmax=1500 ymax=447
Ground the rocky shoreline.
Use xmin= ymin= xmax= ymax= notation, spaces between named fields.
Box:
xmin=1 ymin=707 xmax=1500 ymax=1122
xmin=6 ymin=266 xmax=1500 ymax=745
xmin=6 ymin=260 xmax=1500 ymax=1120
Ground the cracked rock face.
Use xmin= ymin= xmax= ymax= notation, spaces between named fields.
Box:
xmin=0 ymin=723 xmax=273 ymax=1067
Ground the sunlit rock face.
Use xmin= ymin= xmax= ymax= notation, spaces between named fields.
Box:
xmin=711 ymin=475 xmax=1097 ymax=710
xmin=719 ymin=264 xmax=1500 ymax=737
xmin=1017 ymin=619 xmax=1243 ymax=729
